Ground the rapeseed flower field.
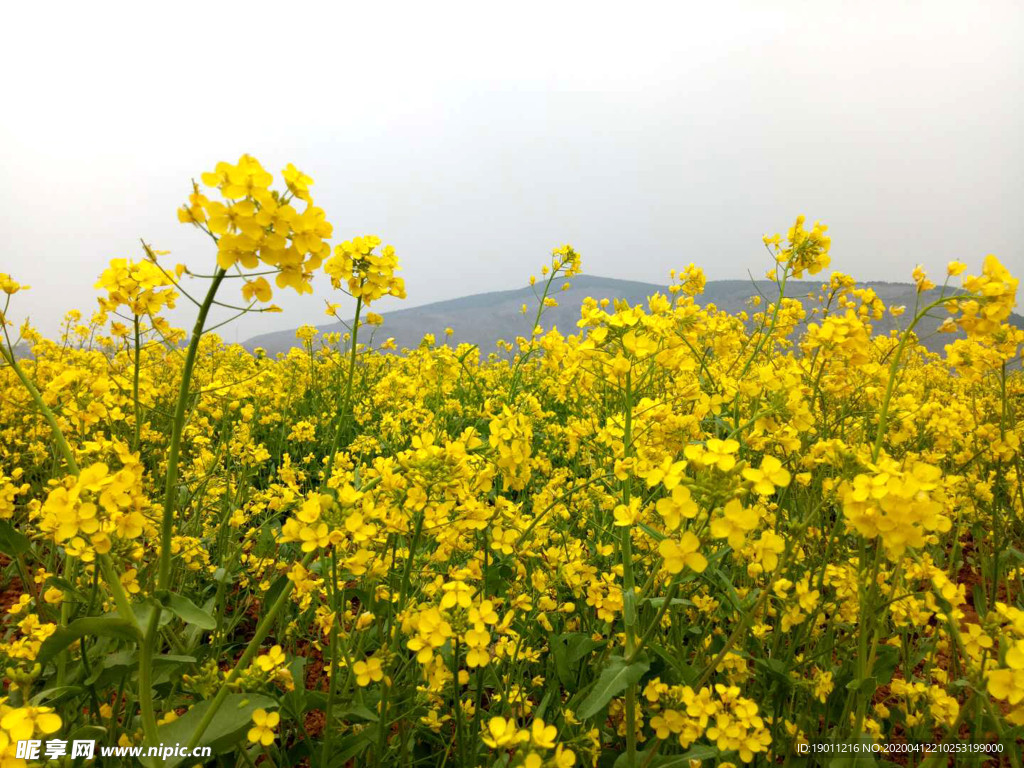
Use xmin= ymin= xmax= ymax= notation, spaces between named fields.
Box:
xmin=0 ymin=155 xmax=1022 ymax=767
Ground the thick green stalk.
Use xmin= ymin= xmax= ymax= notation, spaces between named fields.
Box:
xmin=187 ymin=550 xmax=317 ymax=750
xmin=375 ymin=510 xmax=426 ymax=767
xmin=141 ymin=267 xmax=227 ymax=749
xmin=158 ymin=267 xmax=227 ymax=588
xmin=850 ymin=540 xmax=884 ymax=739
xmin=319 ymin=297 xmax=367 ymax=763
xmin=508 ymin=269 xmax=557 ymax=403
xmin=620 ymin=369 xmax=638 ymax=768
xmin=319 ymin=550 xmax=343 ymax=768
xmin=737 ymin=268 xmax=788 ymax=381
xmin=132 ymin=315 xmax=142 ymax=452
xmin=0 ymin=340 xmax=83 ymax=691
xmin=0 ymin=342 xmax=79 ymax=474
xmin=871 ymin=294 xmax=958 ymax=462
xmin=323 ymin=297 xmax=363 ymax=485
xmin=98 ymin=554 xmax=140 ymax=630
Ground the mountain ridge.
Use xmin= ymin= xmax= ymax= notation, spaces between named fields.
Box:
xmin=243 ymin=275 xmax=1024 ymax=357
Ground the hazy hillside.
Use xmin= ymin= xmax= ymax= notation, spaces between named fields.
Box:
xmin=244 ymin=275 xmax=1024 ymax=358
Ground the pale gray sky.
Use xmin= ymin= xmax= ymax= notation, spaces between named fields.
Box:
xmin=2 ymin=0 xmax=1021 ymax=339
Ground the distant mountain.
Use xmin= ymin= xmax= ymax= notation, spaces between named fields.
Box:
xmin=243 ymin=275 xmax=1024 ymax=357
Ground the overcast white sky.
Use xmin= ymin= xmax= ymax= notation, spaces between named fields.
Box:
xmin=2 ymin=0 xmax=1021 ymax=339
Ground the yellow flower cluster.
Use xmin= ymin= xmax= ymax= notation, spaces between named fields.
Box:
xmin=36 ymin=460 xmax=151 ymax=561
xmin=646 ymin=681 xmax=771 ymax=763
xmin=1 ymin=180 xmax=1023 ymax=765
xmin=489 ymin=406 xmax=534 ymax=491
xmin=763 ymin=215 xmax=831 ymax=279
xmin=0 ymin=702 xmax=61 ymax=761
xmin=839 ymin=460 xmax=951 ymax=558
xmin=178 ymin=154 xmax=333 ymax=299
xmin=324 ymin=235 xmax=406 ymax=305
xmin=94 ymin=258 xmax=178 ymax=319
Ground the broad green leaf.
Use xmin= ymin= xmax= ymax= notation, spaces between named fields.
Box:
xmin=119 ymin=601 xmax=171 ymax=630
xmin=0 ymin=519 xmax=30 ymax=557
xmin=644 ymin=596 xmax=693 ymax=609
xmin=828 ymin=756 xmax=878 ymax=768
xmin=35 ymin=616 xmax=141 ymax=667
xmin=185 ymin=596 xmax=218 ymax=646
xmin=577 ymin=653 xmax=649 ymax=719
xmin=280 ymin=689 xmax=307 ymax=722
xmin=654 ymin=745 xmax=719 ymax=765
xmin=69 ymin=726 xmax=107 ymax=768
xmin=646 ymin=641 xmax=694 ymax=682
xmin=156 ymin=590 xmax=216 ymax=630
xmin=44 ymin=576 xmax=87 ymax=602
xmin=533 ymin=689 xmax=553 ymax=723
xmin=144 ymin=693 xmax=276 ymax=768
xmin=872 ymin=644 xmax=900 ymax=686
xmin=341 ymin=703 xmax=379 ymax=722
xmin=615 ymin=744 xmax=720 ymax=767
xmin=556 ymin=632 xmax=607 ymax=664
xmin=30 ymin=685 xmax=85 ymax=706
xmin=552 ymin=634 xmax=574 ymax=688
xmin=263 ymin=573 xmax=289 ymax=612
xmin=637 ymin=521 xmax=666 ymax=541
xmin=328 ymin=727 xmax=377 ymax=767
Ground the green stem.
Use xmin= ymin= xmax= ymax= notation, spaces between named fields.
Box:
xmin=187 ymin=550 xmax=317 ymax=750
xmin=0 ymin=338 xmax=83 ymax=690
xmin=871 ymin=294 xmax=959 ymax=462
xmin=98 ymin=554 xmax=141 ymax=631
xmin=319 ymin=550 xmax=343 ymax=768
xmin=141 ymin=267 xmax=227 ymax=749
xmin=132 ymin=315 xmax=142 ymax=452
xmin=620 ymin=368 xmax=638 ymax=768
xmin=0 ymin=341 xmax=79 ymax=473
xmin=627 ymin=582 xmax=678 ymax=664
xmin=323 ymin=297 xmax=363 ymax=487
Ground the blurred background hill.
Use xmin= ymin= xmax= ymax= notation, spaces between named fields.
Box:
xmin=242 ymin=275 xmax=1024 ymax=357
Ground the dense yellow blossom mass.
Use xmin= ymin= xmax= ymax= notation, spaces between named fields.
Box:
xmin=0 ymin=156 xmax=1021 ymax=766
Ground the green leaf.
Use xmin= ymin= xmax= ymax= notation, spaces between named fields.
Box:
xmin=44 ymin=576 xmax=87 ymax=602
xmin=614 ymin=747 xmax=657 ymax=768
xmin=156 ymin=590 xmax=216 ymax=630
xmin=35 ymin=616 xmax=141 ymax=667
xmin=85 ymin=650 xmax=136 ymax=685
xmin=872 ymin=644 xmax=900 ymax=686
xmin=577 ymin=653 xmax=650 ymax=719
xmin=280 ymin=689 xmax=308 ymax=722
xmin=646 ymin=641 xmax=695 ymax=682
xmin=119 ymin=601 xmax=171 ymax=630
xmin=533 ymin=689 xmax=553 ymax=723
xmin=263 ymin=573 xmax=289 ymax=612
xmin=564 ymin=633 xmax=608 ymax=664
xmin=552 ymin=634 xmax=574 ymax=688
xmin=69 ymin=725 xmax=107 ymax=768
xmin=658 ymin=750 xmax=718 ymax=766
xmin=30 ymin=686 xmax=86 ymax=706
xmin=328 ymin=728 xmax=377 ymax=767
xmin=643 ymin=596 xmax=693 ymax=609
xmin=0 ymin=519 xmax=30 ymax=557
xmin=341 ymin=703 xmax=379 ymax=722
xmin=828 ymin=756 xmax=878 ymax=768
xmin=754 ymin=657 xmax=792 ymax=689
xmin=637 ymin=521 xmax=666 ymax=541
xmin=144 ymin=693 xmax=276 ymax=768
